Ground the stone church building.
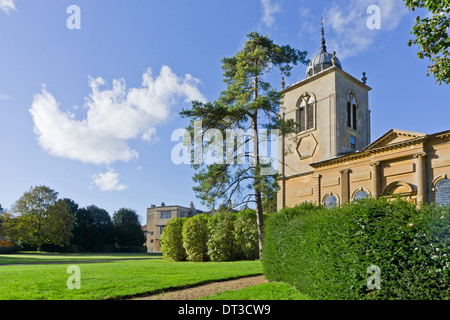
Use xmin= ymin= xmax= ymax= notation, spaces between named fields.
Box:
xmin=277 ymin=27 xmax=450 ymax=210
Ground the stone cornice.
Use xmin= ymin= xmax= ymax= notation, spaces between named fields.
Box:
xmin=310 ymin=136 xmax=427 ymax=169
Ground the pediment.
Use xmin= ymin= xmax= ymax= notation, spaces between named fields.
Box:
xmin=364 ymin=129 xmax=426 ymax=151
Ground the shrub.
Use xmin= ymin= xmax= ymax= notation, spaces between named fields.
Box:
xmin=234 ymin=210 xmax=260 ymax=260
xmin=263 ymin=198 xmax=450 ymax=300
xmin=0 ymin=240 xmax=17 ymax=254
xmin=207 ymin=212 xmax=237 ymax=262
xmin=182 ymin=214 xmax=210 ymax=262
xmin=161 ymin=217 xmax=187 ymax=261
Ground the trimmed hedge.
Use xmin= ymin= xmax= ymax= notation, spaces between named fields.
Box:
xmin=234 ymin=210 xmax=260 ymax=261
xmin=0 ymin=240 xmax=17 ymax=254
xmin=160 ymin=210 xmax=261 ymax=262
xmin=263 ymin=198 xmax=450 ymax=300
xmin=182 ymin=214 xmax=210 ymax=262
xmin=207 ymin=212 xmax=237 ymax=262
xmin=161 ymin=217 xmax=187 ymax=261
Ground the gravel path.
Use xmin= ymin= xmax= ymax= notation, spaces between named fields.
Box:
xmin=136 ymin=275 xmax=268 ymax=300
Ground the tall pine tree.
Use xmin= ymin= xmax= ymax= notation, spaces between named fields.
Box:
xmin=181 ymin=32 xmax=308 ymax=258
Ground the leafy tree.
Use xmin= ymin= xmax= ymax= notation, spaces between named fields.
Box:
xmin=43 ymin=199 xmax=76 ymax=249
xmin=405 ymin=0 xmax=450 ymax=84
xmin=71 ymin=205 xmax=114 ymax=252
xmin=112 ymin=208 xmax=146 ymax=250
xmin=58 ymin=198 xmax=79 ymax=216
xmin=181 ymin=31 xmax=308 ymax=258
xmin=10 ymin=186 xmax=75 ymax=251
xmin=0 ymin=212 xmax=18 ymax=242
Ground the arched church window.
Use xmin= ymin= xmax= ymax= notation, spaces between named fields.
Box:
xmin=435 ymin=178 xmax=450 ymax=206
xmin=354 ymin=190 xmax=368 ymax=201
xmin=296 ymin=95 xmax=314 ymax=133
xmin=324 ymin=194 xmax=337 ymax=208
xmin=347 ymin=93 xmax=357 ymax=130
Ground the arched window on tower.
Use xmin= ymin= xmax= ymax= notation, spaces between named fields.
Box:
xmin=347 ymin=93 xmax=357 ymax=131
xmin=296 ymin=95 xmax=315 ymax=133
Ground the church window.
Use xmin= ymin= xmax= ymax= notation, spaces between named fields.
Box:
xmin=324 ymin=194 xmax=337 ymax=208
xmin=354 ymin=190 xmax=368 ymax=201
xmin=296 ymin=95 xmax=315 ymax=133
xmin=435 ymin=178 xmax=450 ymax=206
xmin=347 ymin=93 xmax=358 ymax=130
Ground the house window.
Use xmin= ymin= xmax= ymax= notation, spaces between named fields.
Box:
xmin=350 ymin=136 xmax=356 ymax=150
xmin=160 ymin=211 xmax=172 ymax=219
xmin=159 ymin=225 xmax=165 ymax=235
xmin=296 ymin=95 xmax=315 ymax=133
xmin=435 ymin=178 xmax=450 ymax=206
xmin=324 ymin=194 xmax=338 ymax=208
xmin=347 ymin=93 xmax=358 ymax=130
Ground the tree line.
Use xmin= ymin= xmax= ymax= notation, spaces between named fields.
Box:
xmin=0 ymin=186 xmax=146 ymax=252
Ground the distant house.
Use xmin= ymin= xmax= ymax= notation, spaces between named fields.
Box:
xmin=145 ymin=202 xmax=204 ymax=253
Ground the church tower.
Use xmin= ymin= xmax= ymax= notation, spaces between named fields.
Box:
xmin=278 ymin=25 xmax=372 ymax=210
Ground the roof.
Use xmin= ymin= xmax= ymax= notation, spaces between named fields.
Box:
xmin=363 ymin=129 xmax=427 ymax=151
xmin=309 ymin=129 xmax=449 ymax=168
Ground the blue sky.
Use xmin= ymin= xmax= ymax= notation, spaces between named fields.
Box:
xmin=0 ymin=0 xmax=448 ymax=223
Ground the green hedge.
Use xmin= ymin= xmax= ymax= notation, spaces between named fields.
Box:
xmin=263 ymin=198 xmax=450 ymax=300
xmin=0 ymin=240 xmax=17 ymax=254
xmin=182 ymin=214 xmax=210 ymax=262
xmin=160 ymin=210 xmax=261 ymax=262
xmin=207 ymin=211 xmax=237 ymax=262
xmin=161 ymin=217 xmax=187 ymax=261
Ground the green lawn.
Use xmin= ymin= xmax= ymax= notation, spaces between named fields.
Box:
xmin=0 ymin=253 xmax=263 ymax=300
xmin=0 ymin=252 xmax=161 ymax=265
xmin=199 ymin=282 xmax=311 ymax=300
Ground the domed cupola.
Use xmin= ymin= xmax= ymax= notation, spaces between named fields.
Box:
xmin=306 ymin=24 xmax=342 ymax=78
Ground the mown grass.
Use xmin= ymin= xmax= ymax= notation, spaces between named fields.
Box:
xmin=0 ymin=254 xmax=262 ymax=300
xmin=0 ymin=252 xmax=161 ymax=265
xmin=199 ymin=282 xmax=311 ymax=300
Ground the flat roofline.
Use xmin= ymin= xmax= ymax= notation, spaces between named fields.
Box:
xmin=282 ymin=67 xmax=372 ymax=94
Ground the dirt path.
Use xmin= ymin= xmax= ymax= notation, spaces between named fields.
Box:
xmin=135 ymin=275 xmax=268 ymax=300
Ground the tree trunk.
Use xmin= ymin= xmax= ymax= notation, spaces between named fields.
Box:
xmin=252 ymin=76 xmax=264 ymax=260
xmin=252 ymin=114 xmax=264 ymax=260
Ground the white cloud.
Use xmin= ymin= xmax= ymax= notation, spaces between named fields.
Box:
xmin=0 ymin=0 xmax=16 ymax=14
xmin=321 ymin=0 xmax=408 ymax=59
xmin=261 ymin=0 xmax=280 ymax=27
xmin=91 ymin=168 xmax=128 ymax=192
xmin=30 ymin=66 xmax=206 ymax=165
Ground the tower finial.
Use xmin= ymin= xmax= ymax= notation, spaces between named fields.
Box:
xmin=321 ymin=18 xmax=327 ymax=53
